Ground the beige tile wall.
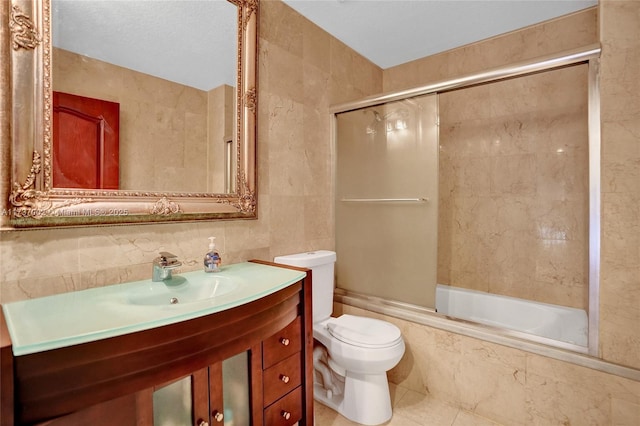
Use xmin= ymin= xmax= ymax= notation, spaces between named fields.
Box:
xmin=337 ymin=303 xmax=640 ymax=425
xmin=382 ymin=1 xmax=639 ymax=374
xmin=0 ymin=0 xmax=381 ymax=302
xmin=598 ymin=0 xmax=640 ymax=369
xmin=351 ymin=3 xmax=638 ymax=424
xmin=383 ymin=8 xmax=599 ymax=92
xmin=438 ymin=65 xmax=590 ymax=309
xmin=206 ymin=84 xmax=235 ymax=193
xmin=52 ymin=48 xmax=212 ymax=193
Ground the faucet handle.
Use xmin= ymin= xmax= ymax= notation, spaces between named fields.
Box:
xmin=156 ymin=252 xmax=181 ymax=268
xmin=159 ymin=251 xmax=178 ymax=261
xmin=152 ymin=252 xmax=181 ymax=282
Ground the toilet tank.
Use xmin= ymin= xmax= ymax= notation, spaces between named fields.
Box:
xmin=274 ymin=250 xmax=336 ymax=323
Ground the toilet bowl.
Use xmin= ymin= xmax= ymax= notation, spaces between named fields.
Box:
xmin=315 ymin=315 xmax=405 ymax=373
xmin=313 ymin=315 xmax=405 ymax=425
xmin=274 ymin=251 xmax=405 ymax=425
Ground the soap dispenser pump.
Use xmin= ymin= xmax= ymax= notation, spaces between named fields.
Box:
xmin=204 ymin=237 xmax=221 ymax=273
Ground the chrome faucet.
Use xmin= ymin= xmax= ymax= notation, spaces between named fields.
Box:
xmin=152 ymin=252 xmax=182 ymax=282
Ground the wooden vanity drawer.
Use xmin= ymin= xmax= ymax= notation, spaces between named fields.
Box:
xmin=263 ymin=316 xmax=301 ymax=369
xmin=263 ymin=352 xmax=301 ymax=407
xmin=263 ymin=386 xmax=302 ymax=426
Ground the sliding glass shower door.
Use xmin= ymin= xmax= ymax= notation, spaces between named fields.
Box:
xmin=335 ymin=94 xmax=439 ymax=308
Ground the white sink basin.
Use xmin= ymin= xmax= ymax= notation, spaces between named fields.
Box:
xmin=128 ymin=275 xmax=238 ymax=306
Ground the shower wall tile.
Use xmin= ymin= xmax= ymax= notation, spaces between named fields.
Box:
xmin=533 ymin=238 xmax=588 ymax=286
xmin=602 ymin=120 xmax=640 ymax=194
xmin=536 ymin=151 xmax=590 ymax=203
xmin=449 ymin=269 xmax=489 ymax=294
xmin=437 ymin=64 xmax=590 ymax=310
xmin=599 ymin=0 xmax=640 ymax=369
xmin=490 ymin=154 xmax=537 ymax=196
xmin=389 ymin=4 xmax=595 ymax=304
xmin=599 ymin=192 xmax=640 ymax=363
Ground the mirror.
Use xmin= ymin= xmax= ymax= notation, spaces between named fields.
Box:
xmin=2 ymin=0 xmax=258 ymax=228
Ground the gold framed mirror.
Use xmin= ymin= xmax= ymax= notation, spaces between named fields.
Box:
xmin=0 ymin=0 xmax=258 ymax=228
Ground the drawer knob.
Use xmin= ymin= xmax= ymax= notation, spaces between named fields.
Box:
xmin=280 ymin=337 xmax=290 ymax=346
xmin=281 ymin=410 xmax=291 ymax=420
xmin=280 ymin=374 xmax=290 ymax=383
xmin=212 ymin=411 xmax=224 ymax=422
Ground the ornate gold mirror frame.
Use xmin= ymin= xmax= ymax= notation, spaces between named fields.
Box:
xmin=0 ymin=0 xmax=258 ymax=229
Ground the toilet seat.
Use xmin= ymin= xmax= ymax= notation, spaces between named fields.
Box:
xmin=326 ymin=315 xmax=402 ymax=348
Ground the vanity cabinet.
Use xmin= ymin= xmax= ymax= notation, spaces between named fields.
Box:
xmin=261 ymin=317 xmax=303 ymax=425
xmin=0 ymin=261 xmax=313 ymax=426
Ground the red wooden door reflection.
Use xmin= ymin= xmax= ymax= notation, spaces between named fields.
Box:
xmin=53 ymin=91 xmax=120 ymax=189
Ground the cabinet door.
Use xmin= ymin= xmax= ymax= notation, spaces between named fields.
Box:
xmin=217 ymin=351 xmax=251 ymax=425
xmin=152 ymin=353 xmax=251 ymax=426
xmin=153 ymin=368 xmax=209 ymax=426
xmin=32 ymin=393 xmax=139 ymax=426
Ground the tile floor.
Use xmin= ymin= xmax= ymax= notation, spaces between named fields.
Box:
xmin=313 ymin=384 xmax=502 ymax=426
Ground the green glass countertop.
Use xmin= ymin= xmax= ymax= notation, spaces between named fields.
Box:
xmin=2 ymin=262 xmax=306 ymax=356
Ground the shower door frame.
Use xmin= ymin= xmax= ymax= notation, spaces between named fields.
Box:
xmin=330 ymin=44 xmax=602 ymax=357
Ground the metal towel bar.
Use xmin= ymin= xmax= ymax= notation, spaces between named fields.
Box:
xmin=340 ymin=197 xmax=429 ymax=203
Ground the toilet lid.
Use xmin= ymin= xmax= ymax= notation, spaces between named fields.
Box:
xmin=326 ymin=315 xmax=402 ymax=348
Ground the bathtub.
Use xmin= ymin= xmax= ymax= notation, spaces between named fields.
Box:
xmin=435 ymin=284 xmax=588 ymax=346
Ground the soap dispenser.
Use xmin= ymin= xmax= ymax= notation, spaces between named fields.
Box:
xmin=204 ymin=237 xmax=221 ymax=273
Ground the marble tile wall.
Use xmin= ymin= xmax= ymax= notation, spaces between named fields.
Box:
xmin=373 ymin=3 xmax=638 ymax=423
xmin=384 ymin=9 xmax=599 ymax=312
xmin=52 ymin=48 xmax=211 ymax=193
xmin=0 ymin=0 xmax=381 ymax=303
xmin=383 ymin=8 xmax=599 ymax=93
xmin=337 ymin=303 xmax=640 ymax=425
xmin=382 ymin=3 xmax=637 ymax=368
xmin=438 ymin=65 xmax=590 ymax=309
xmin=206 ymin=84 xmax=235 ymax=193
xmin=598 ymin=0 xmax=640 ymax=369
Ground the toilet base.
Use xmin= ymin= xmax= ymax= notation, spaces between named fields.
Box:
xmin=314 ymin=371 xmax=393 ymax=425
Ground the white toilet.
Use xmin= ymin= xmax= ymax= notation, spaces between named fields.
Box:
xmin=274 ymin=250 xmax=405 ymax=425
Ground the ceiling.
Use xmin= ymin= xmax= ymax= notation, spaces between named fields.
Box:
xmin=52 ymin=0 xmax=597 ymax=91
xmin=53 ymin=0 xmax=238 ymax=91
xmin=281 ymin=0 xmax=597 ymax=69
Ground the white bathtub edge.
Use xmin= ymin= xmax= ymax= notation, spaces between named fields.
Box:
xmin=334 ymin=288 xmax=640 ymax=383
